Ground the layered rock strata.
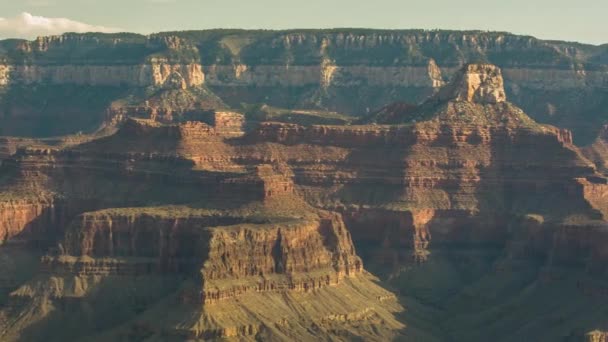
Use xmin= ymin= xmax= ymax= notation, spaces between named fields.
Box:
xmin=1 ymin=30 xmax=608 ymax=140
xmin=1 ymin=63 xmax=608 ymax=340
xmin=2 ymin=203 xmax=400 ymax=340
xmin=0 ymin=63 xmax=204 ymax=88
xmin=50 ymin=209 xmax=362 ymax=301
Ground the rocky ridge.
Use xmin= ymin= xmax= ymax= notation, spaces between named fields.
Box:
xmin=1 ymin=30 xmax=608 ymax=142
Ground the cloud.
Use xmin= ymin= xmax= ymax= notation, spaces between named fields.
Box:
xmin=0 ymin=12 xmax=122 ymax=39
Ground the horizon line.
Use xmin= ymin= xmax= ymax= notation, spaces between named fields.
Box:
xmin=0 ymin=28 xmax=605 ymax=47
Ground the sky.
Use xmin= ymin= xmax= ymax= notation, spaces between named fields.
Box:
xmin=0 ymin=0 xmax=606 ymax=45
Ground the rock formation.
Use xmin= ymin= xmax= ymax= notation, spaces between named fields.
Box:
xmin=588 ymin=330 xmax=608 ymax=342
xmin=436 ymin=64 xmax=506 ymax=104
xmin=0 ymin=62 xmax=608 ymax=340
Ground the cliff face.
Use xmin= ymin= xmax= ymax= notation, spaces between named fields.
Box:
xmin=583 ymin=125 xmax=608 ymax=170
xmin=1 ymin=63 xmax=608 ymax=341
xmin=0 ymin=65 xmax=9 ymax=86
xmin=588 ymin=331 xmax=608 ymax=342
xmin=203 ymin=61 xmax=444 ymax=88
xmin=0 ymin=200 xmax=52 ymax=243
xmin=1 ymin=199 xmax=400 ymax=340
xmin=1 ymin=30 xmax=607 ymax=141
xmin=58 ymin=208 xmax=362 ymax=288
xmin=0 ymin=63 xmax=204 ymax=88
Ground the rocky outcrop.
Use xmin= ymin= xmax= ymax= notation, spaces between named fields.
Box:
xmin=0 ymin=196 xmax=108 ymax=247
xmin=579 ymin=177 xmax=608 ymax=219
xmin=0 ymin=200 xmax=52 ymax=243
xmin=436 ymin=63 xmax=506 ymax=104
xmin=201 ymin=212 xmax=362 ymax=303
xmin=207 ymin=111 xmax=245 ymax=137
xmin=587 ymin=330 xmax=608 ymax=342
xmin=0 ymin=64 xmax=9 ymax=86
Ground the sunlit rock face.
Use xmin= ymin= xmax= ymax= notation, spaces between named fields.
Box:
xmin=437 ymin=63 xmax=507 ymax=104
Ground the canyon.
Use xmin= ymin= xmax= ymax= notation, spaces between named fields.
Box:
xmin=0 ymin=29 xmax=607 ymax=341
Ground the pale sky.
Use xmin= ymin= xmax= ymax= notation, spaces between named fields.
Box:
xmin=0 ymin=0 xmax=606 ymax=45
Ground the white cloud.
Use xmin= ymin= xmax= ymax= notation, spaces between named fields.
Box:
xmin=0 ymin=12 xmax=122 ymax=39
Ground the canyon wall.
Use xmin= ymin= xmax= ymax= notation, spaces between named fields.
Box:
xmin=0 ymin=62 xmax=204 ymax=87
xmin=1 ymin=30 xmax=608 ymax=141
